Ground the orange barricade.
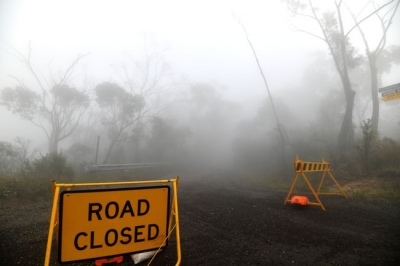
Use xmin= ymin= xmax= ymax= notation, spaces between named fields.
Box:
xmin=284 ymin=155 xmax=348 ymax=211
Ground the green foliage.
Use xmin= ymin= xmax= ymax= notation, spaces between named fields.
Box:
xmin=1 ymin=49 xmax=90 ymax=153
xmin=351 ymin=189 xmax=369 ymax=199
xmin=0 ymin=152 xmax=74 ymax=200
xmin=0 ymin=173 xmax=57 ymax=200
xmin=349 ymin=177 xmax=400 ymax=199
xmin=377 ymin=167 xmax=400 ymax=178
xmin=355 ymin=119 xmax=375 ymax=175
xmin=51 ymin=84 xmax=88 ymax=105
xmin=0 ymin=142 xmax=19 ymax=174
xmin=0 ymin=176 xmax=18 ymax=198
xmin=95 ymin=82 xmax=146 ymax=163
xmin=353 ymin=136 xmax=400 ymax=177
xmin=377 ymin=45 xmax=400 ymax=74
xmin=95 ymin=82 xmax=145 ymax=121
xmin=145 ymin=117 xmax=191 ymax=162
xmin=0 ymin=86 xmax=40 ymax=120
xmin=373 ymin=138 xmax=400 ymax=171
xmin=32 ymin=152 xmax=74 ymax=180
xmin=1 ymin=83 xmax=90 ymax=153
xmin=65 ymin=143 xmax=93 ymax=172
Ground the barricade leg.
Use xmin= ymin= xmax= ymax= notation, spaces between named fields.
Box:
xmin=301 ymin=172 xmax=325 ymax=211
xmin=317 ymin=171 xmax=328 ymax=194
xmin=327 ymin=171 xmax=348 ymax=198
xmin=284 ymin=173 xmax=300 ymax=205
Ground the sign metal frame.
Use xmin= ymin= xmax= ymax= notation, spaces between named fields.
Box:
xmin=58 ymin=186 xmax=170 ymax=263
xmin=45 ymin=178 xmax=181 ymax=266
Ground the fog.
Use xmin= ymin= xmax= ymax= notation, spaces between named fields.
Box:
xmin=1 ymin=0 xmax=399 ymax=176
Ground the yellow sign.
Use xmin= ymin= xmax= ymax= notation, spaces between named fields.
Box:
xmin=382 ymin=91 xmax=400 ymax=102
xmin=294 ymin=161 xmax=330 ymax=172
xmin=58 ymin=186 xmax=170 ymax=263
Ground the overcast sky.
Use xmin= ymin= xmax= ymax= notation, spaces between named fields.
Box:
xmin=0 ymin=0 xmax=312 ymax=88
xmin=0 ymin=0 xmax=399 ymax=144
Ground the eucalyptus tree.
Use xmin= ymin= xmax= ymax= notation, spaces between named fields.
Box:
xmin=0 ymin=45 xmax=90 ymax=152
xmin=348 ymin=0 xmax=400 ymax=133
xmin=286 ymin=0 xmax=395 ymax=157
xmin=94 ymin=82 xmax=145 ymax=164
xmin=0 ymin=141 xmax=19 ymax=174
xmin=101 ymin=43 xmax=186 ymax=163
xmin=145 ymin=117 xmax=191 ymax=162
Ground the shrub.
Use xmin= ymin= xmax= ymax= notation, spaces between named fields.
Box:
xmin=0 ymin=152 xmax=75 ymax=200
xmin=0 ymin=141 xmax=19 ymax=174
xmin=377 ymin=167 xmax=400 ymax=178
xmin=355 ymin=119 xmax=375 ymax=176
xmin=0 ymin=176 xmax=17 ymax=198
xmin=373 ymin=137 xmax=400 ymax=170
xmin=32 ymin=152 xmax=74 ymax=180
xmin=65 ymin=143 xmax=93 ymax=173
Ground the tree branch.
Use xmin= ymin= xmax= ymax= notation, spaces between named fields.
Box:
xmin=57 ymin=53 xmax=90 ymax=85
xmin=345 ymin=0 xmax=396 ymax=37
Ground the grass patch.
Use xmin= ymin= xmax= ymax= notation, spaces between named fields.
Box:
xmin=378 ymin=168 xmax=400 ymax=178
xmin=0 ymin=175 xmax=75 ymax=201
xmin=240 ymin=170 xmax=400 ymax=200
xmin=342 ymin=176 xmax=400 ymax=199
xmin=0 ymin=168 xmax=170 ymax=201
xmin=2 ymin=167 xmax=399 ymax=201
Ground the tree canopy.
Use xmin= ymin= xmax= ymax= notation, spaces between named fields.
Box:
xmin=0 ymin=46 xmax=90 ymax=152
xmin=95 ymin=81 xmax=145 ymax=163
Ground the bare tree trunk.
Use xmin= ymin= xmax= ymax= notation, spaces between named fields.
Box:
xmin=103 ymin=139 xmax=117 ymax=164
xmin=48 ymin=124 xmax=60 ymax=153
xmin=103 ymin=128 xmax=125 ymax=164
xmin=368 ymin=55 xmax=379 ymax=133
xmin=49 ymin=136 xmax=59 ymax=153
xmin=237 ymin=19 xmax=289 ymax=174
xmin=348 ymin=0 xmax=400 ymax=133
xmin=336 ymin=2 xmax=356 ymax=158
xmin=337 ymin=73 xmax=355 ymax=157
xmin=49 ymin=131 xmax=56 ymax=153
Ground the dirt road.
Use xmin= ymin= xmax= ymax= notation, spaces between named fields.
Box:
xmin=1 ymin=171 xmax=399 ymax=265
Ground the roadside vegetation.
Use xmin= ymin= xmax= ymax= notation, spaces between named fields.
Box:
xmin=0 ymin=127 xmax=399 ymax=202
xmin=232 ymin=119 xmax=400 ymax=199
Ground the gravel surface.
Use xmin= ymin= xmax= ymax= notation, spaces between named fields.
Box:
xmin=1 ymin=171 xmax=400 ymax=265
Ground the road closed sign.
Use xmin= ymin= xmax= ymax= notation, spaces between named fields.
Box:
xmin=58 ymin=186 xmax=170 ymax=263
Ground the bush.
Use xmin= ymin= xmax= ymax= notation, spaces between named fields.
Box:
xmin=32 ymin=152 xmax=74 ymax=180
xmin=0 ymin=141 xmax=19 ymax=174
xmin=65 ymin=143 xmax=93 ymax=173
xmin=355 ymin=119 xmax=375 ymax=176
xmin=0 ymin=152 xmax=75 ymax=200
xmin=373 ymin=137 xmax=400 ymax=170
xmin=377 ymin=168 xmax=400 ymax=178
xmin=0 ymin=176 xmax=17 ymax=198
